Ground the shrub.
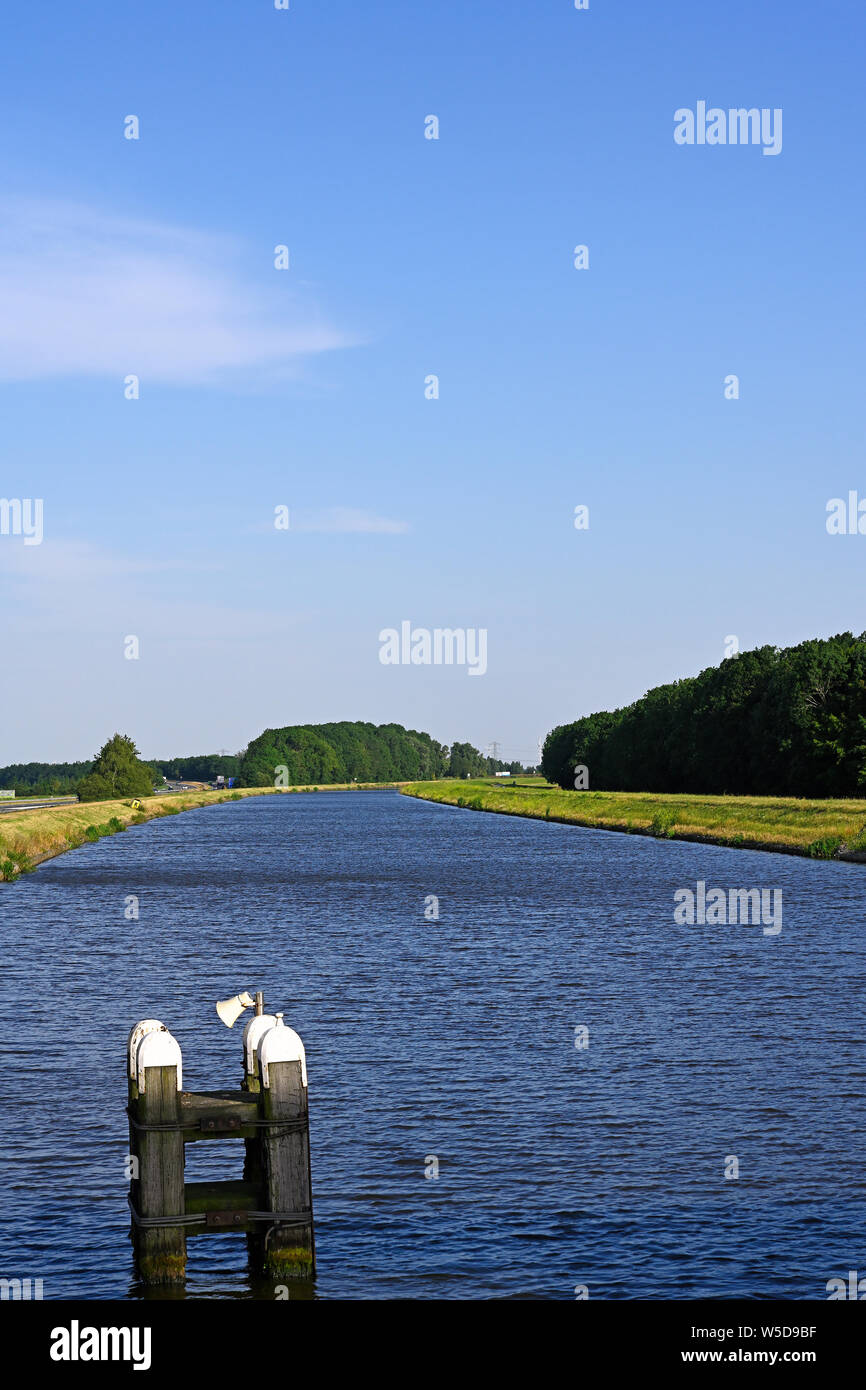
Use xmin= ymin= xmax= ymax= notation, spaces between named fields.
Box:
xmin=806 ymin=835 xmax=843 ymax=859
xmin=0 ymin=849 xmax=33 ymax=880
xmin=650 ymin=810 xmax=678 ymax=838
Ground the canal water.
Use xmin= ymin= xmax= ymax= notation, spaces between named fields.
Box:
xmin=0 ymin=790 xmax=863 ymax=1299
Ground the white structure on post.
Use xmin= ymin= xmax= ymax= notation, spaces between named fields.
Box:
xmin=127 ymin=1019 xmax=166 ymax=1081
xmin=135 ymin=1028 xmax=183 ymax=1092
xmin=257 ymin=1013 xmax=307 ymax=1088
xmin=244 ymin=1013 xmax=277 ymax=1075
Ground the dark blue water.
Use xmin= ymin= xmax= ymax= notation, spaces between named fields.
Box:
xmin=1 ymin=790 xmax=864 ymax=1300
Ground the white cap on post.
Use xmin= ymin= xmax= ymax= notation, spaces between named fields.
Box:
xmin=257 ymin=1013 xmax=307 ymax=1089
xmin=243 ymin=1013 xmax=276 ymax=1074
xmin=127 ymin=1019 xmax=166 ymax=1080
xmin=136 ymin=1029 xmax=183 ymax=1092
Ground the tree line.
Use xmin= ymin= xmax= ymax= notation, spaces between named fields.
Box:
xmin=0 ymin=761 xmax=93 ymax=797
xmin=239 ymin=723 xmax=525 ymax=786
xmin=1 ymin=725 xmax=527 ymax=800
xmin=542 ymin=632 xmax=866 ymax=797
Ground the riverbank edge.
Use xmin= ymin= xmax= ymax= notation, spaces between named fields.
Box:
xmin=0 ymin=782 xmax=407 ymax=880
xmin=400 ymin=783 xmax=866 ymax=863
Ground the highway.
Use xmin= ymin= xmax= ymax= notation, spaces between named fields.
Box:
xmin=0 ymin=797 xmax=79 ymax=815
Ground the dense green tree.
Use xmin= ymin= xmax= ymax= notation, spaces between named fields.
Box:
xmin=77 ymin=734 xmax=157 ymax=802
xmin=239 ymin=722 xmax=452 ymax=786
xmin=448 ymin=742 xmax=487 ymax=778
xmin=542 ymin=633 xmax=866 ymax=797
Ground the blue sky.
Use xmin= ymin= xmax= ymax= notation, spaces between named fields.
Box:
xmin=1 ymin=1 xmax=864 ymax=765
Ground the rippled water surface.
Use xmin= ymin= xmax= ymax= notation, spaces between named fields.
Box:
xmin=1 ymin=790 xmax=864 ymax=1299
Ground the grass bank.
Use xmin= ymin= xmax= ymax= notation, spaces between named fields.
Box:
xmin=401 ymin=780 xmax=866 ymax=861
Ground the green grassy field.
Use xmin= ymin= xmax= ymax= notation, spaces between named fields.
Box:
xmin=401 ymin=779 xmax=866 ymax=861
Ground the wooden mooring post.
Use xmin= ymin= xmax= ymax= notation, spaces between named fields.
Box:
xmin=257 ymin=1015 xmax=315 ymax=1280
xmin=126 ymin=998 xmax=314 ymax=1287
xmin=127 ymin=1021 xmax=186 ymax=1285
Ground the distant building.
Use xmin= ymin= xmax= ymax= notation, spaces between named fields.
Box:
xmin=494 ymin=771 xmax=511 ymax=777
xmin=0 ymin=790 xmax=15 ymax=799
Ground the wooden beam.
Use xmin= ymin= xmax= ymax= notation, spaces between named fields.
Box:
xmin=259 ymin=1059 xmax=315 ymax=1280
xmin=134 ymin=1064 xmax=185 ymax=1285
xmin=178 ymin=1088 xmax=259 ymax=1141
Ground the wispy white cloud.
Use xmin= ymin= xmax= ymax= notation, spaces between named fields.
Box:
xmin=292 ymin=507 xmax=410 ymax=534
xmin=0 ymin=197 xmax=360 ymax=384
xmin=0 ymin=537 xmax=314 ymax=641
